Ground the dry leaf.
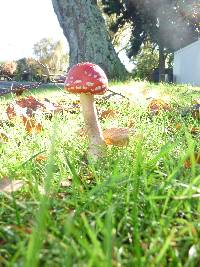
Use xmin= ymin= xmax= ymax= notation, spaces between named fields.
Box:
xmin=184 ymin=152 xmax=200 ymax=168
xmin=127 ymin=119 xmax=134 ymax=128
xmin=148 ymin=99 xmax=171 ymax=114
xmin=190 ymin=127 xmax=199 ymax=135
xmin=35 ymin=155 xmax=47 ymax=162
xmin=103 ymin=127 xmax=130 ymax=146
xmin=41 ymin=99 xmax=63 ymax=114
xmin=191 ymin=103 xmax=200 ymax=120
xmin=0 ymin=177 xmax=25 ymax=193
xmin=9 ymin=225 xmax=32 ymax=234
xmin=175 ymin=123 xmax=181 ymax=130
xmin=22 ymin=116 xmax=42 ymax=134
xmin=16 ymin=96 xmax=44 ymax=110
xmin=77 ymin=128 xmax=86 ymax=138
xmin=0 ymin=131 xmax=9 ymax=142
xmin=6 ymin=96 xmax=62 ymax=123
xmin=100 ymin=109 xmax=117 ymax=120
xmin=6 ymin=104 xmax=17 ymax=120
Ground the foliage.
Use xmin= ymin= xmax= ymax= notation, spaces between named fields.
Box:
xmin=33 ymin=38 xmax=68 ymax=74
xmin=102 ymin=0 xmax=200 ymax=58
xmin=0 ymin=61 xmax=17 ymax=78
xmin=98 ymin=2 xmax=132 ymax=53
xmin=15 ymin=58 xmax=41 ymax=81
xmin=133 ymin=42 xmax=159 ymax=80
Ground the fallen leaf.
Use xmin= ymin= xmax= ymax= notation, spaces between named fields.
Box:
xmin=175 ymin=123 xmax=181 ymax=130
xmin=22 ymin=116 xmax=42 ymax=134
xmin=6 ymin=104 xmax=17 ymax=120
xmin=184 ymin=152 xmax=200 ymax=168
xmin=99 ymin=109 xmax=117 ymax=120
xmin=148 ymin=99 xmax=171 ymax=114
xmin=190 ymin=103 xmax=200 ymax=119
xmin=9 ymin=225 xmax=32 ymax=234
xmin=16 ymin=96 xmax=44 ymax=110
xmin=35 ymin=155 xmax=47 ymax=162
xmin=77 ymin=128 xmax=86 ymax=138
xmin=127 ymin=119 xmax=134 ymax=128
xmin=0 ymin=131 xmax=9 ymax=142
xmin=103 ymin=127 xmax=130 ymax=146
xmin=190 ymin=127 xmax=199 ymax=135
xmin=0 ymin=177 xmax=25 ymax=193
xmin=6 ymin=96 xmax=62 ymax=123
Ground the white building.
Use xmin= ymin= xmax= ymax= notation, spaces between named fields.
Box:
xmin=173 ymin=39 xmax=200 ymax=86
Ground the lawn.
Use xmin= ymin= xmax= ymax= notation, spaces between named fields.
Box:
xmin=0 ymin=80 xmax=200 ymax=267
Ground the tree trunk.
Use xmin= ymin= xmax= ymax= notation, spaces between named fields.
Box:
xmin=158 ymin=45 xmax=165 ymax=82
xmin=51 ymin=0 xmax=128 ymax=79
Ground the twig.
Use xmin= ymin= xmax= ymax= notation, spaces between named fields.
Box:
xmin=172 ymin=194 xmax=200 ymax=200
xmin=177 ymin=182 xmax=200 ymax=193
xmin=148 ymin=193 xmax=200 ymax=201
xmin=103 ymin=89 xmax=129 ymax=100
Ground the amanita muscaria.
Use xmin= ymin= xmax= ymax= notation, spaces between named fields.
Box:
xmin=64 ymin=62 xmax=108 ymax=160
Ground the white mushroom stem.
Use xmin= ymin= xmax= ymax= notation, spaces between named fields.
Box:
xmin=80 ymin=94 xmax=106 ymax=159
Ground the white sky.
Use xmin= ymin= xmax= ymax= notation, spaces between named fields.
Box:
xmin=0 ymin=0 xmax=134 ymax=70
xmin=0 ymin=0 xmax=68 ymax=61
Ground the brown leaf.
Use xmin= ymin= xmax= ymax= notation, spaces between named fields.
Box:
xmin=22 ymin=116 xmax=42 ymax=134
xmin=103 ymin=127 xmax=130 ymax=146
xmin=9 ymin=225 xmax=32 ymax=234
xmin=41 ymin=99 xmax=63 ymax=114
xmin=184 ymin=152 xmax=200 ymax=168
xmin=127 ymin=119 xmax=134 ymax=128
xmin=0 ymin=131 xmax=9 ymax=142
xmin=99 ymin=109 xmax=117 ymax=120
xmin=148 ymin=99 xmax=171 ymax=114
xmin=35 ymin=155 xmax=47 ymax=162
xmin=16 ymin=96 xmax=44 ymax=110
xmin=6 ymin=104 xmax=16 ymax=120
xmin=175 ymin=123 xmax=182 ymax=130
xmin=0 ymin=177 xmax=25 ymax=193
xmin=190 ymin=127 xmax=199 ymax=135
xmin=77 ymin=128 xmax=86 ymax=138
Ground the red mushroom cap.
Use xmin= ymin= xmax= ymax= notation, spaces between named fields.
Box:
xmin=64 ymin=62 xmax=108 ymax=94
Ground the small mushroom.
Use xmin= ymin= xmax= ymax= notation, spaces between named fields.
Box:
xmin=65 ymin=62 xmax=108 ymax=160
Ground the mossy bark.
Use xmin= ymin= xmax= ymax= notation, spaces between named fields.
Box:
xmin=51 ymin=0 xmax=128 ymax=79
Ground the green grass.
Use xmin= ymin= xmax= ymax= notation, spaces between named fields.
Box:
xmin=0 ymin=80 xmax=200 ymax=267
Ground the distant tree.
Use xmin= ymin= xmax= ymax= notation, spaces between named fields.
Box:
xmin=102 ymin=0 xmax=200 ymax=81
xmin=0 ymin=61 xmax=17 ymax=79
xmin=133 ymin=42 xmax=159 ymax=80
xmin=15 ymin=58 xmax=40 ymax=81
xmin=51 ymin=0 xmax=128 ymax=79
xmin=33 ymin=38 xmax=68 ymax=79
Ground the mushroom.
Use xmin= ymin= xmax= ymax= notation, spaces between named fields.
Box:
xmin=64 ymin=62 xmax=108 ymax=160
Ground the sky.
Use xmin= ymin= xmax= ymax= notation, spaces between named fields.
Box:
xmin=0 ymin=0 xmax=68 ymax=61
xmin=0 ymin=0 xmax=134 ymax=71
